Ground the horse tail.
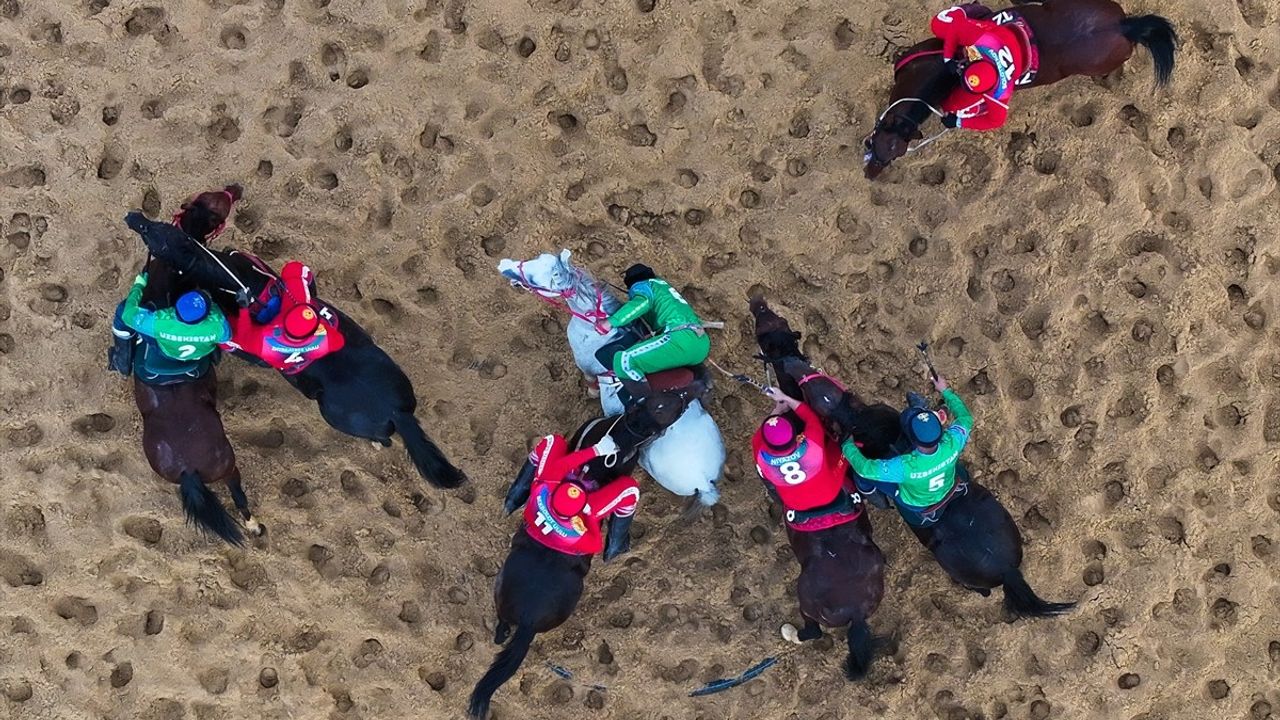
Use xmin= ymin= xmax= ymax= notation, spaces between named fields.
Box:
xmin=392 ymin=410 xmax=467 ymax=489
xmin=842 ymin=618 xmax=874 ymax=680
xmin=1120 ymin=15 xmax=1177 ymax=87
xmin=1002 ymin=568 xmax=1077 ymax=618
xmin=695 ymin=482 xmax=720 ymax=507
xmin=468 ymin=624 xmax=535 ymax=719
xmin=178 ymin=471 xmax=244 ymax=546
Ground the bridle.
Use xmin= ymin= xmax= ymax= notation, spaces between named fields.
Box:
xmin=507 ymin=260 xmax=611 ymax=331
xmin=172 ymin=189 xmax=237 ymax=241
xmin=864 ymin=48 xmax=952 ymax=165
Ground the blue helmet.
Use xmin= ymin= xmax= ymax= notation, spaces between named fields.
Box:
xmin=175 ymin=290 xmax=211 ymax=324
xmin=901 ymin=408 xmax=943 ymax=447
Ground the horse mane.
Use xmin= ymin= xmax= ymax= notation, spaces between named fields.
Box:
xmin=566 ymin=262 xmax=622 ymax=314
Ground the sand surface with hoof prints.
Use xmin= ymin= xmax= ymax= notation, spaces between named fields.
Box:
xmin=2 ymin=0 xmax=1279 ymax=719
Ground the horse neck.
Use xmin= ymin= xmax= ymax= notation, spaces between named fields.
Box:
xmin=890 ymin=39 xmax=952 ymax=125
xmin=829 ymin=398 xmax=867 ymax=437
xmin=141 ymin=258 xmax=179 ymax=306
xmin=565 ymin=267 xmax=620 ymax=317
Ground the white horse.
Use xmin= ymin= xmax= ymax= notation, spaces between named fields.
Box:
xmin=498 ymin=250 xmax=725 ymax=506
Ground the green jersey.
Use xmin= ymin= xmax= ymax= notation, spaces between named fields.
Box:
xmin=607 ymin=278 xmax=702 ymax=332
xmin=841 ymin=389 xmax=974 ymax=507
xmin=121 ymin=275 xmax=230 ymax=361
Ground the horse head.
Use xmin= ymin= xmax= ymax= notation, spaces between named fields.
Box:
xmin=497 ymin=249 xmax=578 ymax=299
xmin=864 ymin=41 xmax=956 ymax=180
xmin=175 ymin=184 xmax=242 ymax=242
xmin=749 ymin=296 xmax=804 ymax=359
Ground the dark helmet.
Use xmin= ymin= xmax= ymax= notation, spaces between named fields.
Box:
xmin=174 ymin=290 xmax=212 ymax=325
xmin=622 ymin=263 xmax=656 ymax=288
xmin=900 ymin=408 xmax=943 ymax=447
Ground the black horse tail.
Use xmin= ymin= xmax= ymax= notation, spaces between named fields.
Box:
xmin=178 ymin=471 xmax=244 ymax=546
xmin=392 ymin=410 xmax=466 ymax=489
xmin=1121 ymin=15 xmax=1177 ymax=87
xmin=842 ymin=618 xmax=874 ymax=680
xmin=468 ymin=624 xmax=535 ymax=719
xmin=1002 ymin=568 xmax=1076 ymax=618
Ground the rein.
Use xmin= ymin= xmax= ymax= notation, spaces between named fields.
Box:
xmin=168 ymin=189 xmax=255 ymax=306
xmin=894 ymin=48 xmax=944 ymax=73
xmin=510 ymin=261 xmax=611 ymax=331
xmin=798 ymin=371 xmax=847 ymax=392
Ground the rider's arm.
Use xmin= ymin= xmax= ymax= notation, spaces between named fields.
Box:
xmin=606 ymin=290 xmax=652 ymax=327
xmin=940 ymin=388 xmax=974 ymax=441
xmin=120 ymin=276 xmax=158 ymax=337
xmin=840 ymin=438 xmax=905 ymax=484
xmin=589 ymin=477 xmax=640 ymax=519
xmin=930 ymin=8 xmax=988 ymax=58
xmin=793 ymin=402 xmax=824 ymax=435
xmin=214 ymin=314 xmax=232 ymax=343
xmin=540 ymin=445 xmax=603 ymax=484
xmin=956 ymin=101 xmax=1007 ymax=131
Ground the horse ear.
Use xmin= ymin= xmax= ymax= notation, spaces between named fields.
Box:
xmin=496 ymin=258 xmax=516 ymax=274
xmin=792 ymin=331 xmax=802 ymax=340
xmin=559 ymin=249 xmax=572 ymax=266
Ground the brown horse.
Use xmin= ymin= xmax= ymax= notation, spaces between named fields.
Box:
xmin=127 ymin=187 xmax=263 ymax=545
xmin=864 ymin=0 xmax=1177 ymax=178
xmin=748 ymin=297 xmax=889 ymax=678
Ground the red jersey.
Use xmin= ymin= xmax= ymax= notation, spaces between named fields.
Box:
xmin=220 ymin=260 xmax=345 ymax=374
xmin=752 ymin=403 xmax=849 ymax=512
xmin=930 ymin=6 xmax=1029 ymax=131
xmin=522 ymin=435 xmax=640 ymax=556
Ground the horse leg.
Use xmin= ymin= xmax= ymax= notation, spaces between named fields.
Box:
xmin=583 ymin=371 xmax=600 ymax=399
xmin=797 ymin=618 xmax=823 ymax=641
xmin=781 ymin=616 xmax=823 ymax=644
xmin=494 ymin=620 xmax=511 ymax=645
xmin=227 ymin=468 xmax=265 ymax=537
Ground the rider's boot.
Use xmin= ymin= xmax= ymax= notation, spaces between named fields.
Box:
xmin=108 ymin=304 xmax=135 ymax=377
xmin=603 ymin=515 xmax=633 ymax=562
xmin=619 ymin=378 xmax=652 ymax=409
xmin=855 ymin=478 xmax=891 ymax=510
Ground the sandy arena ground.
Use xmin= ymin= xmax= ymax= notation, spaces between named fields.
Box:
xmin=2 ymin=0 xmax=1279 ymax=718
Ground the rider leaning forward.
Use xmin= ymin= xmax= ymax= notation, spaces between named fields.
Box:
xmin=596 ymin=264 xmax=711 ymax=406
xmin=841 ymin=371 xmax=974 ymax=527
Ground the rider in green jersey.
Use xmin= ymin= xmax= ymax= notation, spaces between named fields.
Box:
xmin=110 ymin=272 xmax=231 ymax=382
xmin=841 ymin=372 xmax=974 ymax=526
xmin=596 ymin=264 xmax=711 ymax=405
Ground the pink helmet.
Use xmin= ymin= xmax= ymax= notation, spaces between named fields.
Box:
xmin=761 ymin=415 xmax=798 ymax=450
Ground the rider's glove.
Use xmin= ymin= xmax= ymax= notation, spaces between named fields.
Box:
xmin=132 ymin=272 xmax=149 ymax=287
xmin=941 ymin=114 xmax=960 ymax=129
xmin=593 ymin=435 xmax=619 ymax=457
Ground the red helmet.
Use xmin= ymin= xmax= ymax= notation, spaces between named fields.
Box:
xmin=550 ymin=482 xmax=588 ymax=519
xmin=964 ymin=59 xmax=999 ymax=94
xmin=283 ymin=304 xmax=321 ymax=341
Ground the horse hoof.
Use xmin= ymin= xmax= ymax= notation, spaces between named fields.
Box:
xmin=586 ymin=386 xmax=600 ymax=399
xmin=781 ymin=624 xmax=801 ymax=644
xmin=246 ymin=519 xmax=266 ymax=537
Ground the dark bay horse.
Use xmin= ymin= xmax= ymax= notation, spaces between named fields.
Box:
xmin=865 ymin=0 xmax=1177 ymax=178
xmin=750 ymin=298 xmax=1074 ymax=617
xmin=122 ymin=211 xmax=466 ymax=490
xmin=470 ymin=414 xmax=643 ymax=719
xmin=129 ymin=188 xmax=261 ymax=545
xmin=746 ymin=298 xmax=890 ymax=678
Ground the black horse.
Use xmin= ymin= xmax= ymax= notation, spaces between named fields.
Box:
xmin=469 ymin=413 xmax=646 ymax=719
xmin=122 ymin=211 xmax=466 ymax=490
xmin=750 ymin=297 xmax=1074 ymax=618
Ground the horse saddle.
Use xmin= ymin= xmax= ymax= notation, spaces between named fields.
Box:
xmin=637 ymin=364 xmax=712 ymax=431
xmin=132 ymin=338 xmax=217 ymax=386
